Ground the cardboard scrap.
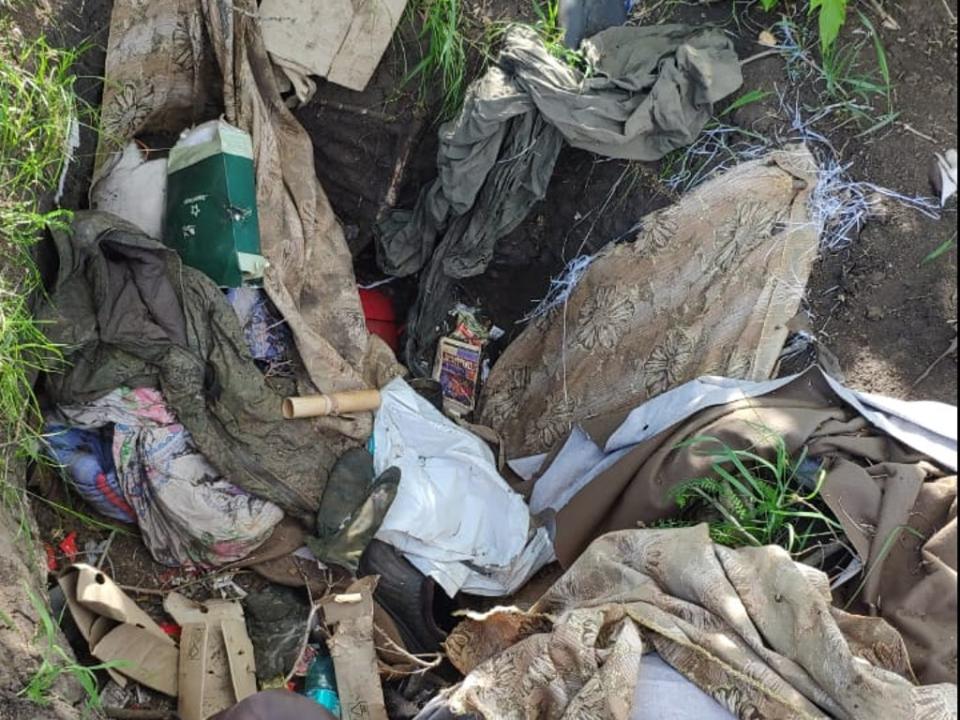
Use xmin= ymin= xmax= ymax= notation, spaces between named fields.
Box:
xmin=321 ymin=576 xmax=388 ymax=720
xmin=327 ymin=0 xmax=408 ymax=91
xmin=58 ymin=565 xmax=178 ymax=696
xmin=260 ymin=0 xmax=408 ymax=94
xmin=164 ymin=592 xmax=257 ymax=720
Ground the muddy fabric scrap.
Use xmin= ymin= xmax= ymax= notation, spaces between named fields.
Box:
xmin=94 ymin=0 xmax=403 ymax=443
xmin=376 ymin=24 xmax=742 ymax=374
xmin=518 ymin=368 xmax=958 ymax=686
xmin=42 ymin=212 xmax=335 ymax=523
xmin=480 ymin=146 xmax=819 ymax=458
xmin=50 ymin=387 xmax=283 ymax=568
xmin=432 ymin=526 xmax=957 ymax=720
xmin=44 ymin=425 xmax=136 ymax=524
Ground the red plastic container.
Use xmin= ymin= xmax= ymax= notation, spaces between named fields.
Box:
xmin=358 ymin=288 xmax=400 ymax=353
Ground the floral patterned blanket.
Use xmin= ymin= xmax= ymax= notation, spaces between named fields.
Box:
xmin=480 ymin=146 xmax=820 ymax=457
xmin=435 ymin=526 xmax=957 ymax=720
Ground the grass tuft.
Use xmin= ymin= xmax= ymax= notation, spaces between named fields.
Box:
xmin=777 ymin=12 xmax=897 ymax=134
xmin=404 ymin=0 xmax=586 ymax=120
xmin=665 ymin=431 xmax=849 ymax=561
xmin=21 ymin=585 xmax=120 ymax=716
xmin=0 ymin=22 xmax=77 ymax=491
xmin=405 ymin=0 xmax=470 ymax=119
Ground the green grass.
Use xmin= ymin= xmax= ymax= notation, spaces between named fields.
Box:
xmin=0 ymin=23 xmax=77 ymax=499
xmin=923 ymin=232 xmax=958 ymax=264
xmin=665 ymin=432 xmax=846 ymax=558
xmin=821 ymin=12 xmax=897 ymax=134
xmin=531 ymin=0 xmax=588 ymax=68
xmin=843 ymin=524 xmax=926 ymax=610
xmin=21 ymin=585 xmax=120 ymax=716
xmin=405 ymin=0 xmax=470 ymax=119
xmin=1 ymin=23 xmax=89 ymax=710
xmin=719 ymin=89 xmax=774 ymax=118
xmin=404 ymin=0 xmax=587 ymax=120
xmin=777 ymin=11 xmax=897 ymax=134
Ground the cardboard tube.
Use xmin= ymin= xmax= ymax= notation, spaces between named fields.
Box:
xmin=282 ymin=390 xmax=382 ymax=419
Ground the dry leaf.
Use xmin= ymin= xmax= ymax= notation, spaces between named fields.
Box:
xmin=759 ymin=30 xmax=778 ymax=47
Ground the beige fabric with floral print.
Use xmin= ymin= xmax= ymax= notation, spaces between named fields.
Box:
xmin=438 ymin=526 xmax=957 ymax=720
xmin=94 ymin=0 xmax=402 ymax=442
xmin=479 ymin=145 xmax=820 ymax=458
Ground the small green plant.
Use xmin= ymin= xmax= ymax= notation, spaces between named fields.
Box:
xmin=667 ymin=433 xmax=845 ymax=557
xmin=405 ymin=0 xmax=469 ymax=119
xmin=923 ymin=232 xmax=957 ymax=264
xmin=21 ymin=586 xmax=119 ymax=714
xmin=760 ymin=0 xmax=849 ymax=51
xmin=532 ymin=0 xmax=588 ymax=68
xmin=818 ymin=12 xmax=897 ymax=133
xmin=776 ymin=12 xmax=897 ymax=134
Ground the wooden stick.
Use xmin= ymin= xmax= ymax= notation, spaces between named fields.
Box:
xmin=900 ymin=123 xmax=938 ymax=144
xmin=740 ymin=49 xmax=782 ymax=66
xmin=864 ymin=0 xmax=901 ymax=29
xmin=942 ymin=0 xmax=957 ymax=23
xmin=913 ymin=337 xmax=958 ymax=387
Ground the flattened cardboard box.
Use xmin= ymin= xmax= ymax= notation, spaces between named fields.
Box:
xmin=164 ymin=592 xmax=258 ymax=720
xmin=260 ymin=0 xmax=408 ymax=92
xmin=321 ymin=577 xmax=388 ymax=720
xmin=58 ymin=564 xmax=178 ymax=696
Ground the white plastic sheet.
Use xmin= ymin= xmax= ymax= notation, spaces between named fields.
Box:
xmin=515 ymin=368 xmax=958 ymax=519
xmin=374 ymin=378 xmax=553 ymax=596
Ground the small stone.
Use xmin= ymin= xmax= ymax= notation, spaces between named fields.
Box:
xmin=866 ymin=306 xmax=885 ymax=321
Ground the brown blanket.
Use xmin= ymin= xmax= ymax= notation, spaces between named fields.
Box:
xmin=440 ymin=526 xmax=957 ymax=719
xmin=532 ymin=371 xmax=957 ymax=685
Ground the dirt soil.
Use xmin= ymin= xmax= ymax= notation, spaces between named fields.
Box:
xmin=802 ymin=2 xmax=958 ymax=401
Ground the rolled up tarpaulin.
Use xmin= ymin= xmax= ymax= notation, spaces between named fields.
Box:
xmin=283 ymin=390 xmax=382 ymax=419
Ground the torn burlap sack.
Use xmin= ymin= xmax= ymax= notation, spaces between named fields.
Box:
xmin=520 ymin=368 xmax=957 ymax=686
xmin=480 ymin=145 xmax=820 ymax=457
xmin=94 ymin=0 xmax=402 ymax=442
xmin=376 ymin=24 xmax=743 ymax=374
xmin=433 ymin=526 xmax=957 ymax=720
